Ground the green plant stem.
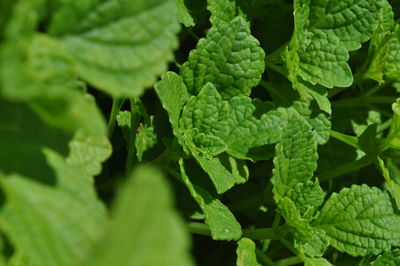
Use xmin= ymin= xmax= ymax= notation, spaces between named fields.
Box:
xmin=377 ymin=118 xmax=392 ymax=133
xmin=260 ymin=80 xmax=290 ymax=105
xmin=265 ymin=62 xmax=287 ymax=77
xmin=319 ymin=156 xmax=373 ymax=182
xmin=329 ymin=130 xmax=360 ymax=149
xmin=187 ymin=222 xmax=211 ymax=236
xmin=275 ymin=256 xmax=303 ymax=266
xmin=255 ymin=247 xmax=275 ymax=266
xmin=108 ymin=98 xmax=123 ymax=137
xmin=188 ymin=222 xmax=281 ymax=240
xmin=332 ymin=96 xmax=397 ymax=108
xmin=125 ymin=98 xmax=141 ymax=174
xmin=266 ymin=44 xmax=287 ymax=65
xmin=365 ymin=83 xmax=389 ymax=96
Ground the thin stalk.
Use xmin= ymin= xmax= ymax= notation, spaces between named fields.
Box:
xmin=275 ymin=256 xmax=303 ymax=266
xmin=319 ymin=156 xmax=373 ymax=182
xmin=265 ymin=43 xmax=287 ymax=65
xmin=188 ymin=222 xmax=211 ymax=236
xmin=108 ymin=98 xmax=123 ymax=137
xmin=265 ymin=62 xmax=288 ymax=78
xmin=329 ymin=130 xmax=360 ymax=150
xmin=125 ymin=98 xmax=141 ymax=174
xmin=377 ymin=118 xmax=392 ymax=133
xmin=260 ymin=80 xmax=290 ymax=105
xmin=255 ymin=248 xmax=276 ymax=266
xmin=188 ymin=222 xmax=281 ymax=241
xmin=365 ymin=83 xmax=389 ymax=96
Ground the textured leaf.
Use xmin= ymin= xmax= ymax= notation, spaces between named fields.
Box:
xmin=286 ymin=5 xmax=353 ymax=90
xmin=180 ymin=16 xmax=265 ymax=98
xmin=155 ymin=72 xmax=190 ymax=138
xmin=82 ymin=166 xmax=194 ymax=266
xmin=186 ymin=140 xmax=247 ymax=194
xmin=181 ymin=83 xmax=285 ymax=160
xmin=287 ymin=101 xmax=331 ymax=144
xmin=279 ymin=198 xmax=329 ymax=258
xmin=287 ymin=180 xmax=325 ymax=218
xmin=207 ymin=0 xmax=240 ymax=26
xmin=51 ymin=0 xmax=180 ymax=97
xmin=308 ymin=0 xmax=386 ymax=51
xmin=366 ymin=25 xmax=400 ymax=82
xmin=315 ymin=185 xmax=400 ymax=256
xmin=372 ymin=249 xmax=400 ymax=266
xmin=271 ymin=114 xmax=318 ymax=200
xmin=236 ymin=238 xmax=260 ymax=266
xmin=179 ymin=160 xmax=242 ymax=240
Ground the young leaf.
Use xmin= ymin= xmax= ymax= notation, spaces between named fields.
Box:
xmin=176 ymin=0 xmax=195 ymax=27
xmin=271 ymin=113 xmax=318 ymax=200
xmin=155 ymin=72 xmax=190 ymax=139
xmin=372 ymin=249 xmax=400 ymax=266
xmin=181 ymin=83 xmax=285 ymax=160
xmin=207 ymin=0 xmax=240 ymax=26
xmin=315 ymin=185 xmax=400 ymax=256
xmin=236 ymin=238 xmax=261 ymax=266
xmin=287 ymin=180 xmax=325 ymax=218
xmin=180 ymin=16 xmax=264 ymax=98
xmin=67 ymin=130 xmax=112 ymax=177
xmin=81 ymin=166 xmax=194 ymax=266
xmin=365 ymin=25 xmax=400 ymax=82
xmin=179 ymin=159 xmax=242 ymax=240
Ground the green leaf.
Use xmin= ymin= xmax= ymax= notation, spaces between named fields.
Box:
xmin=207 ymin=0 xmax=242 ymax=26
xmin=372 ymin=249 xmax=400 ymax=266
xmin=0 ymin=151 xmax=107 ymax=266
xmin=279 ymin=198 xmax=329 ymax=258
xmin=135 ymin=118 xmax=158 ymax=162
xmin=0 ymin=99 xmax=107 ymax=266
xmin=380 ymin=98 xmax=400 ymax=151
xmin=51 ymin=0 xmax=180 ymax=97
xmin=176 ymin=0 xmax=195 ymax=27
xmin=179 ymin=159 xmax=242 ymax=240
xmin=236 ymin=238 xmax=261 ymax=266
xmin=186 ymin=143 xmax=247 ymax=194
xmin=286 ymin=5 xmax=353 ymax=89
xmin=304 ymin=257 xmax=333 ymax=266
xmin=377 ymin=157 xmax=400 ymax=211
xmin=67 ymin=129 xmax=112 ymax=177
xmin=155 ymin=72 xmax=190 ymax=138
xmin=181 ymin=83 xmax=285 ymax=160
xmin=287 ymin=101 xmax=331 ymax=144
xmin=366 ymin=25 xmax=400 ymax=82
xmin=180 ymin=16 xmax=265 ymax=98
xmin=81 ymin=166 xmax=194 ymax=266
xmin=271 ymin=113 xmax=318 ymax=200
xmin=287 ymin=180 xmax=325 ymax=218
xmin=308 ymin=0 xmax=386 ymax=51
xmin=1 ymin=33 xmax=107 ymax=136
xmin=315 ymin=184 xmax=400 ymax=256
